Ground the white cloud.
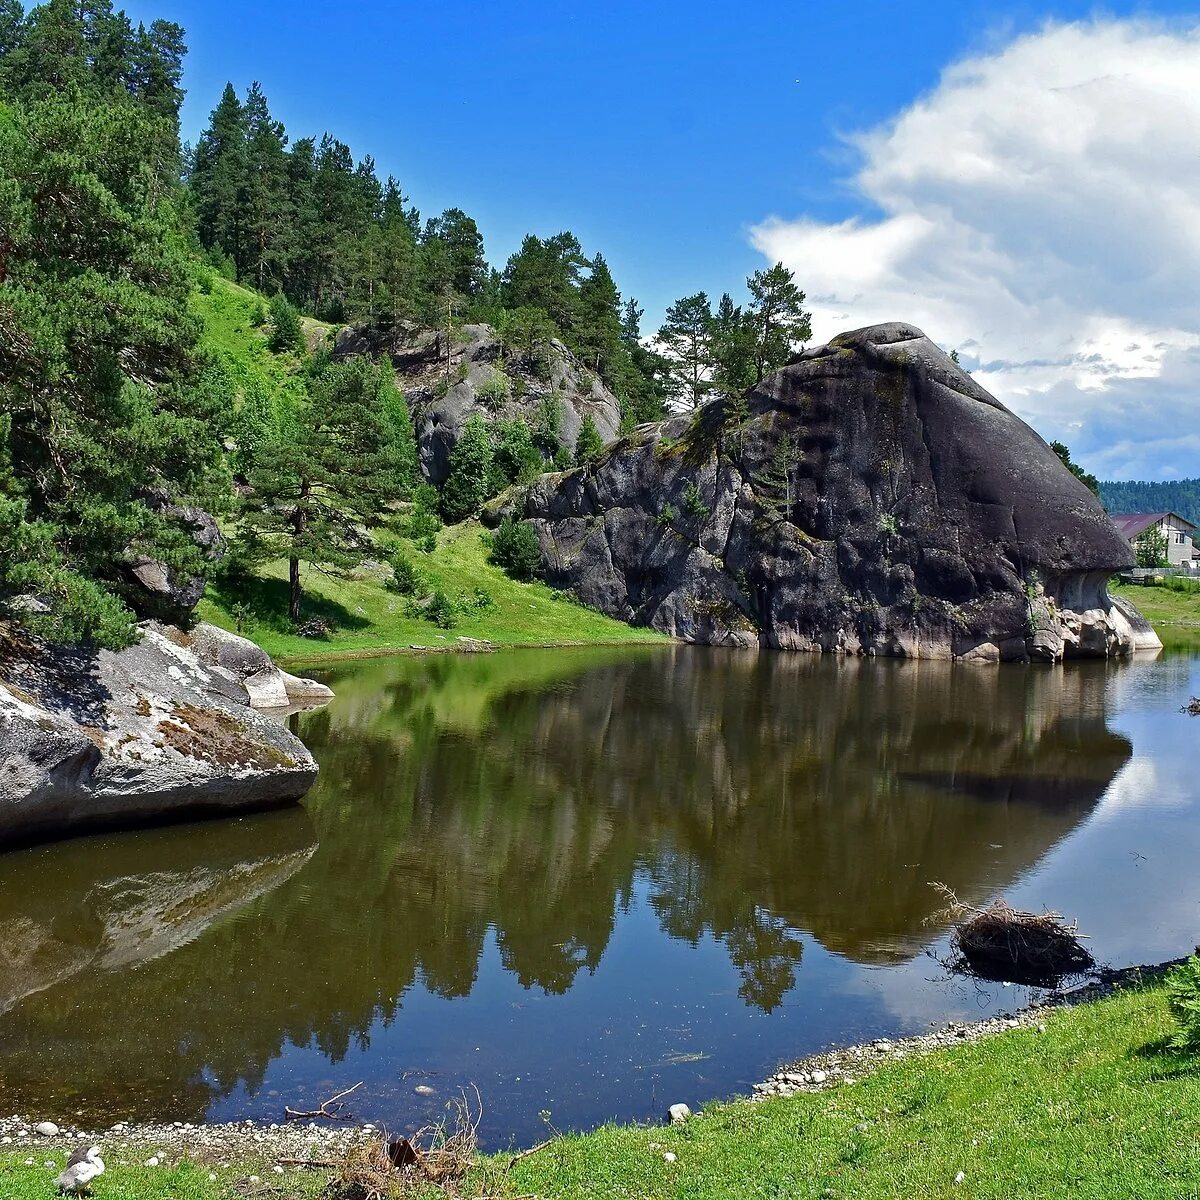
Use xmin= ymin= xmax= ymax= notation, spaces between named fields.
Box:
xmin=750 ymin=20 xmax=1200 ymax=480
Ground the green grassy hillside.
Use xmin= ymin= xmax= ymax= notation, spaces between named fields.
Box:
xmin=189 ymin=273 xmax=334 ymax=406
xmin=199 ymin=520 xmax=665 ymax=662
xmin=189 ymin=275 xmax=664 ymax=661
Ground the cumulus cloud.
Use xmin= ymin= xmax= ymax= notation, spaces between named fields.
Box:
xmin=750 ymin=20 xmax=1200 ymax=479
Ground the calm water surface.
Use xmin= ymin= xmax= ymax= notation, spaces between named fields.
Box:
xmin=2 ymin=645 xmax=1199 ymax=1145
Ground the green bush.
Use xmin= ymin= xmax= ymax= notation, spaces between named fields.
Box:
xmin=476 ymin=370 xmax=511 ymax=410
xmin=459 ymin=586 xmax=494 ymax=612
xmin=427 ymin=589 xmax=457 ymax=629
xmin=1166 ymin=954 xmax=1200 ymax=1051
xmin=404 ymin=484 xmax=443 ymax=552
xmin=268 ymin=293 xmax=304 ymax=353
xmin=388 ymin=551 xmax=426 ymax=596
xmin=682 ymin=481 xmax=709 ymax=518
xmin=488 ymin=516 xmax=542 ymax=580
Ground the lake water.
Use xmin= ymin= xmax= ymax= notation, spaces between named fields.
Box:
xmin=1 ymin=644 xmax=1198 ymax=1146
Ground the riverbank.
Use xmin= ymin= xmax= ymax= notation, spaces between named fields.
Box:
xmin=198 ymin=520 xmax=668 ymax=662
xmin=3 ymin=962 xmax=1196 ymax=1198
xmin=1112 ymin=579 xmax=1200 ymax=649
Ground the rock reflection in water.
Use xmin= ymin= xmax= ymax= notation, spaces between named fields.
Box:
xmin=0 ymin=646 xmax=1133 ymax=1130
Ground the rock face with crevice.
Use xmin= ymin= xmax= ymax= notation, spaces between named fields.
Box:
xmin=0 ymin=622 xmax=328 ymax=844
xmin=335 ymin=321 xmax=622 ymax=484
xmin=494 ymin=322 xmax=1160 ymax=662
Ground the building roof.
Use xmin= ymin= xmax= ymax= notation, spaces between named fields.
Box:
xmin=1110 ymin=511 xmax=1198 ymax=539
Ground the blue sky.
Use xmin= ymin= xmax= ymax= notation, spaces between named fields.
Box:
xmin=122 ymin=0 xmax=1200 ymax=479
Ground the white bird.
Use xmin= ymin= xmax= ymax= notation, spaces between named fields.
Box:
xmin=56 ymin=1145 xmax=105 ymax=1195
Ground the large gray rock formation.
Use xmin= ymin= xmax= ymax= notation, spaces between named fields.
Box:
xmin=335 ymin=321 xmax=622 ymax=484
xmin=118 ymin=492 xmax=226 ymax=626
xmin=0 ymin=622 xmax=328 ymax=844
xmin=494 ymin=322 xmax=1160 ymax=662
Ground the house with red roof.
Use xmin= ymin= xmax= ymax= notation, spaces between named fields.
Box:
xmin=1110 ymin=512 xmax=1198 ymax=568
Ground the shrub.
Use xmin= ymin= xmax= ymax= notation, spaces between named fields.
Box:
xmin=682 ymin=481 xmax=709 ymax=518
xmin=459 ymin=587 xmax=494 ymax=612
xmin=488 ymin=516 xmax=541 ymax=580
xmin=658 ymin=503 xmax=677 ymax=527
xmin=427 ymin=589 xmax=457 ymax=629
xmin=441 ymin=414 xmax=494 ymax=522
xmin=575 ymin=414 xmax=605 ymax=466
xmin=268 ymin=293 xmax=304 ymax=353
xmin=1166 ymin=954 xmax=1200 ymax=1051
xmin=405 ymin=484 xmax=443 ymax=552
xmin=476 ymin=370 xmax=511 ymax=410
xmin=388 ymin=552 xmax=426 ymax=596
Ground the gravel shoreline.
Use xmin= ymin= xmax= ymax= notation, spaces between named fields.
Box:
xmin=2 ymin=958 xmax=1187 ymax=1172
xmin=752 ymin=959 xmax=1185 ymax=1100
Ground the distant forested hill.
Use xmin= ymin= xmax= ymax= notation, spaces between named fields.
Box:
xmin=1099 ymin=480 xmax=1200 ymax=524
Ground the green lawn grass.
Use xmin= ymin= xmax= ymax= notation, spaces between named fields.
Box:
xmin=3 ymin=979 xmax=1195 ymax=1199
xmin=1112 ymin=580 xmax=1200 ymax=652
xmin=1113 ymin=579 xmax=1200 ymax=627
xmin=497 ymin=978 xmax=1200 ymax=1200
xmin=199 ymin=520 xmax=667 ymax=662
xmin=189 ymin=273 xmax=334 ymax=408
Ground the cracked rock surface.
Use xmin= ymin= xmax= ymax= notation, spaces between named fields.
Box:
xmin=0 ymin=622 xmax=326 ymax=843
xmin=496 ymin=322 xmax=1160 ymax=661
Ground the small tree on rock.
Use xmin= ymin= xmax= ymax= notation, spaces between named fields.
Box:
xmin=575 ymin=414 xmax=605 ymax=466
xmin=441 ymin=414 xmax=493 ymax=522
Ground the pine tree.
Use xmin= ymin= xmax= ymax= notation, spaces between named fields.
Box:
xmin=489 ymin=417 xmax=541 ymax=492
xmin=501 ymin=306 xmax=557 ymax=377
xmin=239 ymin=357 xmax=398 ymax=623
xmin=268 ymin=293 xmax=304 ymax=353
xmin=190 ymin=82 xmax=248 ymax=268
xmin=242 ymin=82 xmax=289 ymax=292
xmin=711 ymin=292 xmax=755 ymax=400
xmin=441 ymin=413 xmax=493 ymax=522
xmin=501 ymin=232 xmax=585 ymax=336
xmin=377 ymin=361 xmax=419 ymax=498
xmin=755 ymin=433 xmax=802 ymax=525
xmin=421 ymin=208 xmax=485 ymax=300
xmin=0 ymin=62 xmax=224 ymax=647
xmin=746 ymin=263 xmax=811 ymax=384
xmin=575 ymin=253 xmax=622 ymax=378
xmin=656 ymin=292 xmax=714 ymax=409
xmin=575 ymin=414 xmax=605 ymax=466
xmin=617 ymin=298 xmax=669 ymax=426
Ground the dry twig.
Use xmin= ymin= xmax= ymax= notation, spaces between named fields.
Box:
xmin=284 ymin=1080 xmax=363 ymax=1121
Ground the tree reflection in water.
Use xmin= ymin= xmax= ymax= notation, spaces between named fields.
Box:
xmin=0 ymin=646 xmax=1131 ymax=1125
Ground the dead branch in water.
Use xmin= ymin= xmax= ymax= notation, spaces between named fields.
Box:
xmin=284 ymin=1080 xmax=363 ymax=1121
xmin=930 ymin=883 xmax=1094 ymax=987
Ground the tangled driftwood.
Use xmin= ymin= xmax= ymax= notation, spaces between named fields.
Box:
xmin=931 ymin=884 xmax=1094 ymax=987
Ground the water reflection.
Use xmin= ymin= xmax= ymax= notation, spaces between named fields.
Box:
xmin=0 ymin=647 xmax=1150 ymax=1133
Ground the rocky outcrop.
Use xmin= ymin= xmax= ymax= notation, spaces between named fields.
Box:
xmin=0 ymin=622 xmax=328 ymax=844
xmin=335 ymin=321 xmax=622 ymax=484
xmin=118 ymin=492 xmax=226 ymax=625
xmin=188 ymin=623 xmax=333 ymax=709
xmin=495 ymin=322 xmax=1160 ymax=662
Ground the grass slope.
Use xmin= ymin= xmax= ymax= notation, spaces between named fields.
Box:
xmin=501 ymin=978 xmax=1200 ymax=1200
xmin=199 ymin=521 xmax=666 ymax=661
xmin=190 ymin=273 xmax=334 ymax=406
xmin=1112 ymin=579 xmax=1200 ymax=652
xmin=188 ymin=274 xmax=663 ymax=661
xmin=2 ymin=979 xmax=1196 ymax=1198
